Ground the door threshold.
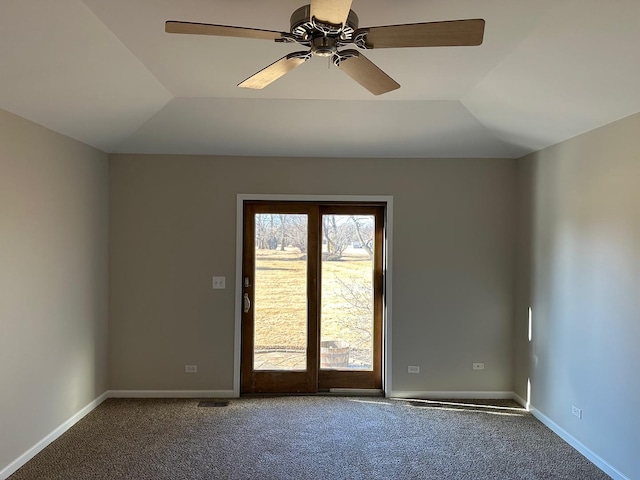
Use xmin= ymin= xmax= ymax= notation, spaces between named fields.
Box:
xmin=326 ymin=388 xmax=384 ymax=397
xmin=241 ymin=389 xmax=384 ymax=398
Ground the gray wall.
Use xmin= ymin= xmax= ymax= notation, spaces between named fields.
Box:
xmin=514 ymin=112 xmax=640 ymax=478
xmin=0 ymin=109 xmax=109 ymax=472
xmin=109 ymin=155 xmax=517 ymax=394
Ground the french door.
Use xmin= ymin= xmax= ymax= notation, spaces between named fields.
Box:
xmin=241 ymin=201 xmax=384 ymax=394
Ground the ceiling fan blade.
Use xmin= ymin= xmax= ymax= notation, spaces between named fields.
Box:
xmin=238 ymin=52 xmax=311 ymax=89
xmin=335 ymin=50 xmax=400 ymax=96
xmin=165 ymin=21 xmax=286 ymax=41
xmin=310 ymin=0 xmax=353 ymax=26
xmin=357 ymin=19 xmax=485 ymax=49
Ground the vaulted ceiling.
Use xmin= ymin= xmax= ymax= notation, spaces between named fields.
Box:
xmin=2 ymin=0 xmax=640 ymax=158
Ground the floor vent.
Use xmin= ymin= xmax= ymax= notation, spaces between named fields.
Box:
xmin=198 ymin=401 xmax=230 ymax=408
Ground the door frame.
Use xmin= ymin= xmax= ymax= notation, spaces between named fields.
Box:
xmin=234 ymin=194 xmax=393 ymax=397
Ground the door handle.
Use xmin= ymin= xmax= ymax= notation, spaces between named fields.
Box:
xmin=243 ymin=293 xmax=251 ymax=313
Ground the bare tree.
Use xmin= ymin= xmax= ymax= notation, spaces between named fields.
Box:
xmin=323 ymin=215 xmax=353 ymax=260
xmin=287 ymin=215 xmax=307 ymax=253
xmin=333 ymin=274 xmax=374 ymax=365
xmin=350 ymin=215 xmax=374 ymax=258
xmin=276 ymin=214 xmax=286 ymax=250
xmin=255 ymin=214 xmax=279 ymax=250
xmin=255 ymin=214 xmax=270 ymax=249
xmin=257 ymin=213 xmax=373 ymax=259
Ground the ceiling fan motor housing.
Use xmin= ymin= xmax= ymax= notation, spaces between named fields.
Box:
xmin=290 ymin=4 xmax=359 ymax=45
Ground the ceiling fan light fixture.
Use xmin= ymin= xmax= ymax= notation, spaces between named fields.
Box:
xmin=311 ymin=36 xmax=337 ymax=57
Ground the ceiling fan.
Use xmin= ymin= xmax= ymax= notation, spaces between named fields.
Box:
xmin=165 ymin=0 xmax=485 ymax=95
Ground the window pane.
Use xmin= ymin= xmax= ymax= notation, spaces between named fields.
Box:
xmin=320 ymin=214 xmax=374 ymax=371
xmin=253 ymin=213 xmax=308 ymax=371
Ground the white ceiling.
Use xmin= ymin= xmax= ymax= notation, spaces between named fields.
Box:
xmin=2 ymin=0 xmax=640 ymax=158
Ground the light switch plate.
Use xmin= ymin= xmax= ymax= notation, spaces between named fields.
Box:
xmin=212 ymin=276 xmax=226 ymax=289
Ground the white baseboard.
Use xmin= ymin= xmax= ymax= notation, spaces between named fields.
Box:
xmin=0 ymin=391 xmax=110 ymax=480
xmin=107 ymin=390 xmax=236 ymax=398
xmin=388 ymin=390 xmax=515 ymax=400
xmin=529 ymin=406 xmax=629 ymax=480
xmin=511 ymin=392 xmax=528 ymax=409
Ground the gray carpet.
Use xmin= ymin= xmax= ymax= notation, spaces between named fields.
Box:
xmin=9 ymin=396 xmax=610 ymax=479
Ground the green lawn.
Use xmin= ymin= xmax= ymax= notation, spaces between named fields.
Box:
xmin=253 ymin=248 xmax=374 ymax=365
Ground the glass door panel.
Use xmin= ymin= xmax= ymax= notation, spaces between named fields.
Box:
xmin=242 ymin=203 xmax=319 ymax=394
xmin=253 ymin=213 xmax=308 ymax=371
xmin=320 ymin=215 xmax=375 ymax=371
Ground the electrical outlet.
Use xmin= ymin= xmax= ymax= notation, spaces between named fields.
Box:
xmin=408 ymin=365 xmax=420 ymax=374
xmin=185 ymin=365 xmax=198 ymax=374
xmin=212 ymin=276 xmax=226 ymax=289
xmin=473 ymin=362 xmax=485 ymax=370
xmin=571 ymin=405 xmax=582 ymax=419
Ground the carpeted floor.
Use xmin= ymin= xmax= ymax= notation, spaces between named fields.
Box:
xmin=9 ymin=396 xmax=610 ymax=479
